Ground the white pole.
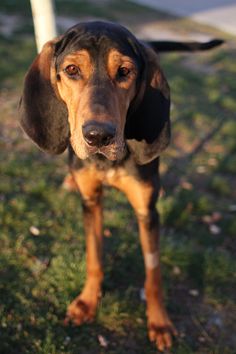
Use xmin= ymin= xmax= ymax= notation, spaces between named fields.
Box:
xmin=30 ymin=0 xmax=57 ymax=53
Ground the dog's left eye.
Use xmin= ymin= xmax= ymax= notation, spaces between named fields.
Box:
xmin=117 ymin=66 xmax=131 ymax=78
xmin=64 ymin=65 xmax=80 ymax=78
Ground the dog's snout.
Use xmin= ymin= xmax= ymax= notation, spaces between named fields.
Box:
xmin=82 ymin=121 xmax=116 ymax=147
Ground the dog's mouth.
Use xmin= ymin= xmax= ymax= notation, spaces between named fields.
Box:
xmin=70 ymin=134 xmax=127 ymax=161
xmin=85 ymin=141 xmax=127 ymax=161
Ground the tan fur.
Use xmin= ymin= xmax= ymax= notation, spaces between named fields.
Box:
xmin=56 ymin=49 xmax=137 ymax=161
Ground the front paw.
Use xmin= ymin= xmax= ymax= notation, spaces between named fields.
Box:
xmin=64 ymin=296 xmax=97 ymax=326
xmin=148 ymin=316 xmax=177 ymax=351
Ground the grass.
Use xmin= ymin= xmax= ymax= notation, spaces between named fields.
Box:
xmin=0 ymin=1 xmax=236 ymax=353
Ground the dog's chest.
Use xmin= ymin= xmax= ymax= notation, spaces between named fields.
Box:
xmin=97 ymin=165 xmax=129 ymax=189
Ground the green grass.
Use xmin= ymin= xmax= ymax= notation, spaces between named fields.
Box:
xmin=1 ymin=1 xmax=236 ymax=353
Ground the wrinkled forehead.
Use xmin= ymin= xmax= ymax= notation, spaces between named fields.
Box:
xmin=54 ymin=21 xmax=143 ymax=67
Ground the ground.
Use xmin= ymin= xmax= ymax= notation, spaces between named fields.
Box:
xmin=0 ymin=1 xmax=236 ymax=353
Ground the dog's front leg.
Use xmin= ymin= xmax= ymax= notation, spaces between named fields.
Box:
xmin=137 ymin=203 xmax=177 ymax=352
xmin=65 ymin=169 xmax=103 ymax=325
xmin=112 ymin=172 xmax=177 ymax=351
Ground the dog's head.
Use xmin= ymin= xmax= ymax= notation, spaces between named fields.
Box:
xmin=20 ymin=21 xmax=170 ymax=165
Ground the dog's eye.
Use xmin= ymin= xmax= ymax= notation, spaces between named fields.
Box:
xmin=64 ymin=65 xmax=80 ymax=78
xmin=117 ymin=67 xmax=131 ymax=78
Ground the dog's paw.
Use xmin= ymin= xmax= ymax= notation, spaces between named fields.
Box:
xmin=64 ymin=296 xmax=97 ymax=326
xmin=148 ymin=315 xmax=177 ymax=352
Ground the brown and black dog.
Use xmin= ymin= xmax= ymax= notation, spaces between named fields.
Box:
xmin=19 ymin=21 xmax=222 ymax=351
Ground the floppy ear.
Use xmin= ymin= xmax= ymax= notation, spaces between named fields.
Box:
xmin=125 ymin=45 xmax=170 ymax=165
xmin=19 ymin=40 xmax=69 ymax=154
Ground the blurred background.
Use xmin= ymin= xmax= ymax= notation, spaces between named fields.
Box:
xmin=0 ymin=1 xmax=235 ymax=353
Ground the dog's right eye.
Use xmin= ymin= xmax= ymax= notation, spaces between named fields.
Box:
xmin=64 ymin=65 xmax=80 ymax=78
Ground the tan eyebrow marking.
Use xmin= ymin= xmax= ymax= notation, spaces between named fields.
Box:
xmin=107 ymin=49 xmax=137 ymax=84
xmin=59 ymin=50 xmax=94 ymax=80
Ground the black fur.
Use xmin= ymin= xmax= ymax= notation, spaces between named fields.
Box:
xmin=20 ymin=42 xmax=69 ymax=154
xmin=147 ymin=39 xmax=224 ymax=52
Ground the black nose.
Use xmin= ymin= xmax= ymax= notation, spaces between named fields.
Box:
xmin=82 ymin=121 xmax=116 ymax=147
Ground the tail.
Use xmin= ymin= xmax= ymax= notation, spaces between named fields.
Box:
xmin=146 ymin=39 xmax=224 ymax=52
